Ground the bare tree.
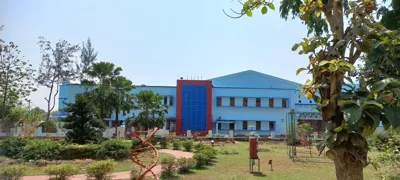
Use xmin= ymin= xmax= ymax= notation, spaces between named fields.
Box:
xmin=36 ymin=37 xmax=80 ymax=128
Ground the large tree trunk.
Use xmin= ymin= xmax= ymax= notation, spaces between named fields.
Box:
xmin=334 ymin=152 xmax=364 ymax=180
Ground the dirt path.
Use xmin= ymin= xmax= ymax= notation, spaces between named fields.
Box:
xmin=21 ymin=149 xmax=194 ymax=180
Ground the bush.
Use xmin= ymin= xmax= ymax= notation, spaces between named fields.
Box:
xmin=44 ymin=164 xmax=79 ymax=180
xmin=131 ymin=138 xmax=141 ymax=149
xmin=159 ymin=138 xmax=169 ymax=149
xmin=21 ymin=139 xmax=61 ymax=161
xmin=130 ymin=168 xmax=140 ymax=180
xmin=176 ymin=157 xmax=195 ymax=173
xmin=182 ymin=140 xmax=194 ymax=152
xmin=193 ymin=153 xmax=209 ymax=168
xmin=201 ymin=146 xmax=217 ymax=160
xmin=97 ymin=139 xmax=131 ymax=160
xmin=194 ymin=142 xmax=205 ymax=152
xmin=160 ymin=156 xmax=176 ymax=178
xmin=172 ymin=140 xmax=181 ymax=150
xmin=86 ymin=160 xmax=116 ymax=180
xmin=0 ymin=137 xmax=29 ymax=158
xmin=59 ymin=144 xmax=100 ymax=160
xmin=0 ymin=165 xmax=29 ymax=180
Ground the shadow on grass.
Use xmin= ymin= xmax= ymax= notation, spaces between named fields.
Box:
xmin=250 ymin=172 xmax=267 ymax=177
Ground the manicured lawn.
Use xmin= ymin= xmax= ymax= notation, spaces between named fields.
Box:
xmin=175 ymin=142 xmax=388 ymax=180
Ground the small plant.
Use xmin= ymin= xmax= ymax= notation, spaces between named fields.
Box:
xmin=44 ymin=163 xmax=79 ymax=180
xmin=194 ymin=142 xmax=205 ymax=151
xmin=160 ymin=156 xmax=176 ymax=178
xmin=86 ymin=160 xmax=116 ymax=180
xmin=193 ymin=153 xmax=209 ymax=168
xmin=182 ymin=140 xmax=194 ymax=152
xmin=176 ymin=157 xmax=195 ymax=173
xmin=159 ymin=138 xmax=169 ymax=149
xmin=0 ymin=165 xmax=29 ymax=180
xmin=130 ymin=167 xmax=140 ymax=180
xmin=172 ymin=140 xmax=181 ymax=150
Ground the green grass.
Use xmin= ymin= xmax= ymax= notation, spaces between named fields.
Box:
xmin=174 ymin=142 xmax=392 ymax=180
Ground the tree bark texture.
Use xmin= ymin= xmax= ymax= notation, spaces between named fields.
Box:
xmin=334 ymin=152 xmax=364 ymax=180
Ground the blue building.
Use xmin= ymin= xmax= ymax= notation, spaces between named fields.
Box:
xmin=57 ymin=70 xmax=322 ymax=136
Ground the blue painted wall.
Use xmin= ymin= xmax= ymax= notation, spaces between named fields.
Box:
xmin=181 ymin=85 xmax=207 ymax=131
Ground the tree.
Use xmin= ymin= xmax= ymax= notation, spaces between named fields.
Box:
xmin=131 ymin=90 xmax=168 ymax=130
xmin=78 ymin=37 xmax=98 ymax=83
xmin=37 ymin=37 xmax=80 ymax=128
xmin=109 ymin=76 xmax=135 ymax=134
xmin=226 ymin=0 xmax=400 ymax=179
xmin=0 ymin=41 xmax=36 ymax=119
xmin=378 ymin=0 xmax=400 ymax=30
xmin=84 ymin=62 xmax=122 ymax=121
xmin=62 ymin=94 xmax=106 ymax=144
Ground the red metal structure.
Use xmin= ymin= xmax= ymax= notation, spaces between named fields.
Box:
xmin=129 ymin=128 xmax=159 ymax=180
xmin=249 ymin=137 xmax=260 ymax=172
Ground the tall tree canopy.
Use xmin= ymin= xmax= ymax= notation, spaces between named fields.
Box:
xmin=226 ymin=0 xmax=400 ymax=179
xmin=37 ymin=37 xmax=80 ymax=124
xmin=78 ymin=37 xmax=98 ymax=83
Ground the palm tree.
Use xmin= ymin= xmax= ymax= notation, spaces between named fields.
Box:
xmin=109 ymin=76 xmax=135 ymax=134
xmin=84 ymin=62 xmax=122 ymax=121
xmin=132 ymin=90 xmax=168 ymax=131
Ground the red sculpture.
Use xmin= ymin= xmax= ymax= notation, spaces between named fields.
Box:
xmin=130 ymin=128 xmax=159 ymax=180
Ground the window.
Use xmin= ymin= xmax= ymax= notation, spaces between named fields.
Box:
xmin=243 ymin=98 xmax=248 ymax=107
xmin=256 ymin=98 xmax=261 ymax=107
xmin=218 ymin=123 xmax=222 ymax=130
xmin=217 ymin=97 xmax=222 ymax=106
xmin=163 ymin=96 xmax=168 ymax=105
xmin=169 ymin=96 xmax=173 ymax=106
xmin=243 ymin=121 xmax=248 ymax=130
xmin=269 ymin=121 xmax=275 ymax=131
xmin=282 ymin=99 xmax=287 ymax=108
xmin=269 ymin=98 xmax=274 ymax=107
xmin=229 ymin=123 xmax=234 ymax=130
xmin=256 ymin=121 xmax=261 ymax=130
xmin=230 ymin=97 xmax=235 ymax=107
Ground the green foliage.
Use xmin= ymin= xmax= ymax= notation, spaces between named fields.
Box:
xmin=86 ymin=160 xmax=116 ymax=180
xmin=160 ymin=156 xmax=176 ymax=178
xmin=0 ymin=165 xmax=29 ymax=180
xmin=0 ymin=137 xmax=28 ymax=158
xmin=159 ymin=137 xmax=169 ymax=149
xmin=193 ymin=146 xmax=217 ymax=168
xmin=131 ymin=90 xmax=168 ymax=129
xmin=181 ymin=140 xmax=194 ymax=152
xmin=97 ymin=138 xmax=131 ymax=160
xmin=59 ymin=144 xmax=100 ymax=160
xmin=21 ymin=139 xmax=61 ymax=161
xmin=62 ymin=94 xmax=107 ymax=144
xmin=43 ymin=164 xmax=79 ymax=180
xmin=131 ymin=138 xmax=141 ymax=149
xmin=298 ymin=122 xmax=313 ymax=133
xmin=370 ymin=129 xmax=400 ymax=169
xmin=172 ymin=139 xmax=181 ymax=150
xmin=176 ymin=157 xmax=195 ymax=174
xmin=194 ymin=142 xmax=205 ymax=151
xmin=218 ymin=147 xmax=239 ymax=155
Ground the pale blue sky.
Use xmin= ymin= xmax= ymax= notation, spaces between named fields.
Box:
xmin=1 ymin=0 xmax=311 ymax=110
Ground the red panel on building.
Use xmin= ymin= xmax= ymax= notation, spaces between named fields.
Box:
xmin=176 ymin=80 xmax=212 ymax=135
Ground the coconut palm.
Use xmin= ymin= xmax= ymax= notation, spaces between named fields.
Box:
xmin=84 ymin=62 xmax=122 ymax=120
xmin=132 ymin=90 xmax=168 ymax=130
xmin=109 ymin=76 xmax=135 ymax=134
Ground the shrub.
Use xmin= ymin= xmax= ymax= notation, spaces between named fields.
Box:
xmin=21 ymin=139 xmax=61 ymax=161
xmin=86 ymin=160 xmax=116 ymax=180
xmin=97 ymin=139 xmax=131 ymax=160
xmin=159 ymin=138 xmax=169 ymax=149
xmin=181 ymin=140 xmax=194 ymax=152
xmin=130 ymin=169 xmax=140 ymax=180
xmin=0 ymin=137 xmax=29 ymax=158
xmin=0 ymin=165 xmax=29 ymax=180
xmin=59 ymin=144 xmax=100 ymax=160
xmin=131 ymin=138 xmax=141 ymax=149
xmin=194 ymin=142 xmax=205 ymax=152
xmin=160 ymin=156 xmax=176 ymax=178
xmin=44 ymin=164 xmax=79 ymax=180
xmin=176 ymin=157 xmax=195 ymax=173
xmin=201 ymin=146 xmax=217 ymax=160
xmin=172 ymin=140 xmax=181 ymax=150
xmin=193 ymin=153 xmax=209 ymax=168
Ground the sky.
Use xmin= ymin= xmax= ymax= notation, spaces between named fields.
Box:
xmin=1 ymin=0 xmax=312 ymax=110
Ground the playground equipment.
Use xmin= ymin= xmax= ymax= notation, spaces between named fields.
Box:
xmin=249 ymin=137 xmax=260 ymax=172
xmin=129 ymin=128 xmax=159 ymax=180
